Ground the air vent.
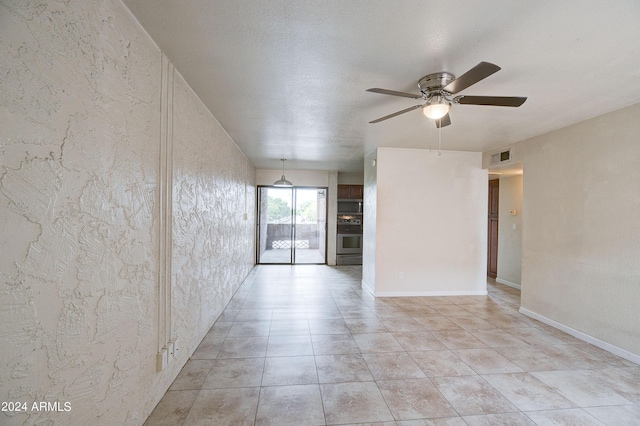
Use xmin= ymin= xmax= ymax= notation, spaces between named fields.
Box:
xmin=491 ymin=149 xmax=511 ymax=165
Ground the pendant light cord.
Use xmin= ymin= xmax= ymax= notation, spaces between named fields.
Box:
xmin=438 ymin=119 xmax=442 ymax=156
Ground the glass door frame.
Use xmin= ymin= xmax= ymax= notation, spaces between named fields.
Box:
xmin=256 ymin=185 xmax=328 ymax=265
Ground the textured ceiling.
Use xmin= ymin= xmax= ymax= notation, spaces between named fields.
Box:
xmin=123 ymin=0 xmax=640 ymax=172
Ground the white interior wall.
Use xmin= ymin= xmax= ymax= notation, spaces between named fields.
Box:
xmin=362 ymin=150 xmax=378 ymax=293
xmin=496 ymin=174 xmax=523 ymax=288
xmin=255 ymin=169 xmax=330 ymax=187
xmin=370 ymin=147 xmax=488 ymax=296
xmin=518 ymin=103 xmax=640 ymax=360
xmin=0 ymin=1 xmax=255 ymax=424
xmin=338 ymin=172 xmax=364 ymax=185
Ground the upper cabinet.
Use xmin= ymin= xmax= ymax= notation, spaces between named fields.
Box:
xmin=337 ymin=184 xmax=363 ymax=200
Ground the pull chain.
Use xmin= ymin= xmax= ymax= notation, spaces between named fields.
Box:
xmin=438 ymin=119 xmax=442 ymax=156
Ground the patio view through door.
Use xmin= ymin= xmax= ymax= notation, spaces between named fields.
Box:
xmin=257 ymin=186 xmax=327 ymax=264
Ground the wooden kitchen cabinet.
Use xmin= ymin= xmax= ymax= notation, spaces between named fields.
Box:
xmin=337 ymin=184 xmax=363 ymax=200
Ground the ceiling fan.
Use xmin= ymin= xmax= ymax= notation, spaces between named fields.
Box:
xmin=366 ymin=62 xmax=526 ymax=128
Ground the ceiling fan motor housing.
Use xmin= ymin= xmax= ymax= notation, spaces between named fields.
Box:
xmin=418 ymin=72 xmax=455 ymax=97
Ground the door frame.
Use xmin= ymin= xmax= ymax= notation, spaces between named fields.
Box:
xmin=256 ymin=185 xmax=328 ymax=265
xmin=487 ymin=179 xmax=499 ymax=279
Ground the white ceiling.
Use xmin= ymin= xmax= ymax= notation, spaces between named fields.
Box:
xmin=123 ymin=0 xmax=640 ymax=172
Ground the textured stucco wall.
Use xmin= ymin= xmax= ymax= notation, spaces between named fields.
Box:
xmin=0 ymin=0 xmax=255 ymax=424
xmin=171 ymin=72 xmax=255 ymax=352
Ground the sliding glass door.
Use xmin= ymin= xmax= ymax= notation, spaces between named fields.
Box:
xmin=257 ymin=186 xmax=327 ymax=264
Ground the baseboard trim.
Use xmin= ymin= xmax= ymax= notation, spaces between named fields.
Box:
xmin=374 ymin=289 xmax=488 ymax=297
xmin=495 ymin=278 xmax=521 ymax=290
xmin=519 ymin=307 xmax=640 ymax=365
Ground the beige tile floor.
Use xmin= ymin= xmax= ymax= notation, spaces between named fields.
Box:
xmin=145 ymin=265 xmax=640 ymax=425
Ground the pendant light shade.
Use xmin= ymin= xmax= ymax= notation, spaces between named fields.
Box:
xmin=273 ymin=159 xmax=293 ymax=187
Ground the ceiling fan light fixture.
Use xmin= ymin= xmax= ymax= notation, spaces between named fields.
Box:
xmin=422 ymin=97 xmax=451 ymax=120
xmin=273 ymin=158 xmax=293 ymax=187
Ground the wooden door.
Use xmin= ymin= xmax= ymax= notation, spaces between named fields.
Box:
xmin=487 ymin=179 xmax=499 ymax=279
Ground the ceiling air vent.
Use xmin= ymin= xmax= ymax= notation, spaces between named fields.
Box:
xmin=491 ymin=149 xmax=511 ymax=165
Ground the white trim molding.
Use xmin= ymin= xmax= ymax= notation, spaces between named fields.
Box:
xmin=520 ymin=307 xmax=640 ymax=365
xmin=495 ymin=278 xmax=521 ymax=290
xmin=157 ymin=53 xmax=176 ymax=371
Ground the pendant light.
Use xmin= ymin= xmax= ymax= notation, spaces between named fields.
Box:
xmin=273 ymin=158 xmax=293 ymax=187
xmin=422 ymin=95 xmax=451 ymax=120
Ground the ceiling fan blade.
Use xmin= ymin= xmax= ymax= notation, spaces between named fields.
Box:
xmin=442 ymin=62 xmax=501 ymax=94
xmin=456 ymin=96 xmax=527 ymax=107
xmin=366 ymin=88 xmax=422 ymax=99
xmin=369 ymin=104 xmax=423 ymax=123
xmin=435 ymin=113 xmax=451 ymax=128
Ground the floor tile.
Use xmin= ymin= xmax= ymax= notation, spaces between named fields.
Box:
xmin=169 ymin=359 xmax=214 ymax=390
xmin=397 ymin=418 xmax=466 ymax=426
xmin=255 ymin=384 xmax=325 ymax=425
xmin=266 ymin=334 xmax=313 ymax=356
xmin=585 ymin=404 xmax=640 ymax=426
xmin=431 ymin=375 xmax=518 ymax=416
xmin=453 ymin=348 xmax=524 ymax=374
xmin=413 ymin=315 xmax=462 ymax=331
xmin=578 ymin=367 xmax=640 ymax=403
xmin=261 ymin=355 xmax=318 ymax=386
xmin=308 ymin=318 xmax=351 ymax=335
xmin=269 ymin=319 xmax=310 ymax=336
xmin=408 ymin=350 xmax=477 ymax=377
xmin=493 ymin=346 xmax=571 ymax=372
xmin=468 ymin=328 xmax=529 ymax=348
xmin=201 ymin=358 xmax=265 ymax=389
xmin=147 ymin=268 xmax=640 ymax=425
xmin=537 ymin=344 xmax=614 ymax=369
xmin=381 ymin=317 xmax=426 ymax=332
xmin=183 ymin=387 xmax=260 ymax=426
xmin=372 ymin=305 xmax=414 ymax=318
xmin=506 ymin=327 xmax=567 ymax=346
xmin=217 ymin=336 xmax=269 ymax=358
xmin=353 ymin=332 xmax=404 ymax=353
xmin=483 ymin=314 xmax=530 ymax=328
xmin=235 ymin=308 xmax=273 ymax=322
xmin=191 ymin=333 xmax=225 ymax=359
xmin=532 ymin=370 xmax=632 ymax=407
xmin=216 ymin=310 xmax=240 ymax=322
xmin=207 ymin=321 xmax=233 ymax=336
xmin=345 ymin=317 xmax=389 ymax=333
xmin=447 ymin=314 xmax=496 ymax=330
xmin=431 ymin=330 xmax=488 ymax=349
xmin=482 ymin=372 xmax=575 ymax=411
xmin=576 ymin=344 xmax=639 ymax=368
xmin=315 ymin=353 xmax=374 ymax=383
xmin=227 ymin=320 xmax=271 ymax=337
xmin=432 ymin=304 xmax=471 ymax=316
xmin=320 ymin=381 xmax=394 ymax=424
xmin=377 ymin=378 xmax=457 ymax=420
xmin=524 ymin=408 xmax=606 ymax=425
xmin=143 ymin=390 xmax=198 ymax=426
xmin=392 ymin=331 xmax=448 ymax=351
xmin=363 ymin=352 xmax=426 ymax=380
xmin=311 ymin=333 xmax=360 ymax=355
xmin=462 ymin=412 xmax=537 ymax=425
